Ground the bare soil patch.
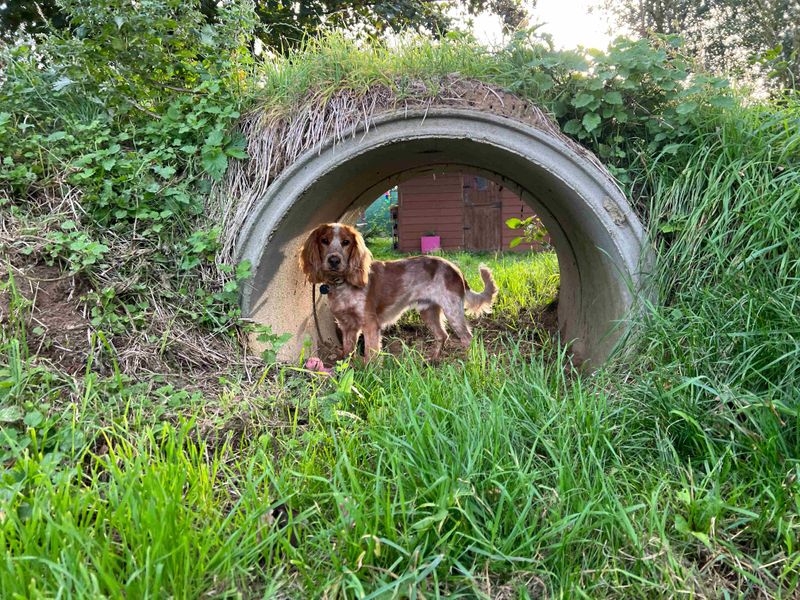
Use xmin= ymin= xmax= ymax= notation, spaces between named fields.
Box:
xmin=384 ymin=300 xmax=559 ymax=362
xmin=0 ymin=263 xmax=91 ymax=373
xmin=315 ymin=299 xmax=559 ymax=366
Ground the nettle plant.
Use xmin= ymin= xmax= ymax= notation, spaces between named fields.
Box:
xmin=503 ymin=33 xmax=735 ymax=186
xmin=555 ymin=37 xmax=736 ymax=184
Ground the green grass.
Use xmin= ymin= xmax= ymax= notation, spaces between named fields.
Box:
xmin=2 ymin=336 xmax=795 ymax=598
xmin=0 ymin=345 xmax=743 ymax=597
xmin=252 ymin=33 xmax=508 ymax=114
xmin=367 ymin=237 xmax=560 ymax=321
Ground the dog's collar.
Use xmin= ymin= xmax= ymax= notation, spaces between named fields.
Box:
xmin=319 ymin=276 xmax=344 ymax=294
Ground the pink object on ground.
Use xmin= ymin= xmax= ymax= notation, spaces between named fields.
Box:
xmin=420 ymin=235 xmax=441 ymax=253
xmin=304 ymin=357 xmax=332 ymax=374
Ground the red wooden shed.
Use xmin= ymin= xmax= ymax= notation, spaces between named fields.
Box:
xmin=393 ymin=172 xmax=546 ymax=253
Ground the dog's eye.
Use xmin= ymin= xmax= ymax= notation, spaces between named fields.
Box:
xmin=321 ymin=238 xmax=329 ymax=245
xmin=342 ymin=240 xmax=350 ymax=246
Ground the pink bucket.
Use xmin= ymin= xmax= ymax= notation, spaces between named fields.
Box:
xmin=420 ymin=235 xmax=441 ymax=253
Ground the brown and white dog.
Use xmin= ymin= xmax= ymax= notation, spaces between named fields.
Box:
xmin=300 ymin=223 xmax=498 ymax=363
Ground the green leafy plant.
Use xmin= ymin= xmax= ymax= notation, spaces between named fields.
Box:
xmin=550 ymin=36 xmax=736 ymax=184
xmin=505 ymin=215 xmax=549 ymax=249
xmin=254 ymin=325 xmax=292 ymax=366
xmin=180 ymin=228 xmax=222 ymax=271
xmin=39 ymin=221 xmax=110 ymax=273
xmin=0 ymin=0 xmax=261 ymax=353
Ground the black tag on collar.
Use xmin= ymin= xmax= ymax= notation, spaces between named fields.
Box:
xmin=319 ymin=284 xmax=330 ymax=295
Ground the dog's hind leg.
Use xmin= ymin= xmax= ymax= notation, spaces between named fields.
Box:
xmin=420 ymin=305 xmax=449 ymax=361
xmin=441 ymin=298 xmax=473 ymax=350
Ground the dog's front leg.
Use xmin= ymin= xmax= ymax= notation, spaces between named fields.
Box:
xmin=338 ymin=328 xmax=360 ymax=361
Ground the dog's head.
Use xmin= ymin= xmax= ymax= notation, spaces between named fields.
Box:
xmin=300 ymin=223 xmax=372 ymax=287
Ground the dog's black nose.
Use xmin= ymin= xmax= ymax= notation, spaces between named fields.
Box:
xmin=328 ymin=256 xmax=341 ymax=268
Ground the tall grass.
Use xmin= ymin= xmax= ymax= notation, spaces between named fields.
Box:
xmin=610 ymin=99 xmax=800 ymax=596
xmin=0 ymin=345 xmax=715 ymax=598
xmin=626 ymin=100 xmax=800 ymax=402
xmin=4 ymin=329 xmax=794 ymax=597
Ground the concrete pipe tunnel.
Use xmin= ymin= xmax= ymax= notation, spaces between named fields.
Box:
xmin=236 ymin=108 xmax=651 ymax=366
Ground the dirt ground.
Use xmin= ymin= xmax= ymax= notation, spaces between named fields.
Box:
xmin=0 ymin=263 xmax=92 ymax=374
xmin=2 ymin=261 xmax=560 ymax=375
xmin=385 ymin=300 xmax=559 ymax=362
xmin=316 ymin=299 xmax=560 ymax=367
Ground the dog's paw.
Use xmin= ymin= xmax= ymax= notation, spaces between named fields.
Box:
xmin=425 ymin=351 xmax=442 ymax=364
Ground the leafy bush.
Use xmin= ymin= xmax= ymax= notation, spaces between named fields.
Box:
xmin=496 ymin=32 xmax=736 ymax=186
xmin=0 ymin=0 xmax=258 ymax=360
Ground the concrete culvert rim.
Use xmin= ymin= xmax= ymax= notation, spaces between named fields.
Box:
xmin=231 ymin=102 xmax=652 ymax=367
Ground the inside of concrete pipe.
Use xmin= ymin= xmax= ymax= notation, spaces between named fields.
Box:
xmin=236 ymin=109 xmax=647 ymax=366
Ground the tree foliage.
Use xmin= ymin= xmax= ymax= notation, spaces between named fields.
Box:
xmin=0 ymin=0 xmax=529 ymax=48
xmin=606 ymin=0 xmax=799 ymax=89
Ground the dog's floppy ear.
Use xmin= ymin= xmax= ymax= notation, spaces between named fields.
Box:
xmin=344 ymin=225 xmax=372 ymax=288
xmin=300 ymin=226 xmax=324 ymax=284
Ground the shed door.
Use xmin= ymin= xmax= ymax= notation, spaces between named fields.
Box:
xmin=463 ymin=176 xmax=502 ymax=251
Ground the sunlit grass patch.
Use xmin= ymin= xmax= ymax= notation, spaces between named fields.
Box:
xmin=0 ymin=343 xmax=665 ymax=597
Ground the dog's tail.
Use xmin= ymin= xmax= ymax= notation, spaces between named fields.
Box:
xmin=464 ymin=264 xmax=498 ymax=316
